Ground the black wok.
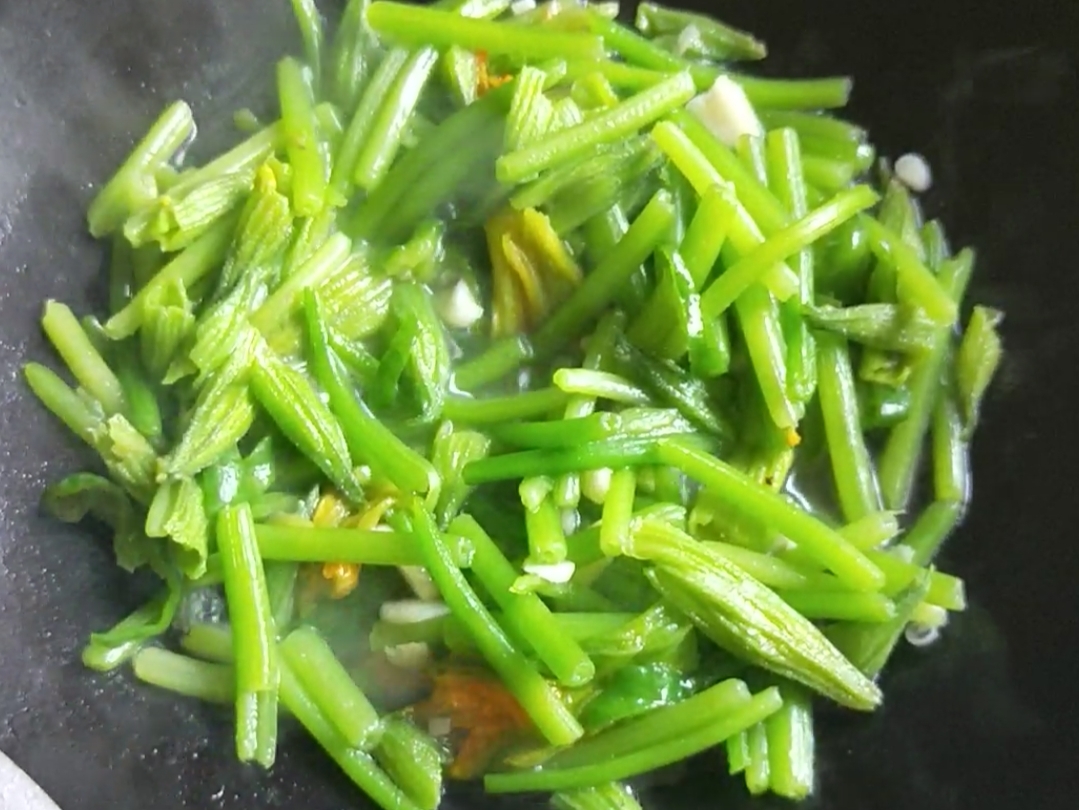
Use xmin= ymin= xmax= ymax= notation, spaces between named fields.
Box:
xmin=1 ymin=1 xmax=1077 ymax=808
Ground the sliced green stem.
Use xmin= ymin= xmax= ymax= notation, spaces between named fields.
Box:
xmin=657 ymin=439 xmax=884 ymax=591
xmin=374 ymin=717 xmax=444 ymax=810
xmin=900 ymin=500 xmax=964 ymax=568
xmin=838 ymin=511 xmax=901 ymax=550
xmin=777 ymin=589 xmax=896 ymax=622
xmin=652 ymin=119 xmax=798 ymax=299
xmin=279 ymin=661 xmax=422 ymax=810
xmin=255 ymin=523 xmax=474 ymax=567
xmin=497 ymin=73 xmax=695 ymax=184
xmin=88 ymin=101 xmax=196 ymax=237
xmin=744 ymin=720 xmax=770 ymax=795
xmin=553 ymin=369 xmax=650 ymax=406
xmin=524 ymin=494 xmax=569 ymax=566
xmin=877 ymin=249 xmax=974 ymax=510
xmin=280 ymin=626 xmax=382 ymax=749
xmin=332 ymin=48 xmax=411 ymax=196
xmin=24 ymin=363 xmax=102 ymax=445
xmin=861 ymin=216 xmax=957 ymax=326
xmin=764 ymin=684 xmax=814 ymax=800
xmin=700 ymin=185 xmax=878 ymax=317
xmin=932 ymin=358 xmax=970 ymax=504
xmin=217 ymin=504 xmax=278 ymax=768
xmin=531 ymin=189 xmax=676 ymax=361
xmin=105 ymin=214 xmax=238 ymax=339
xmin=816 ymin=333 xmax=883 ymax=521
xmin=485 ymin=686 xmax=782 ymax=792
xmin=305 ymin=290 xmax=437 ymax=495
xmin=278 ymin=56 xmax=328 ymax=217
xmin=133 ymin=648 xmax=234 ymax=704
xmin=407 ymin=501 xmax=583 ymax=745
xmin=353 ymin=47 xmax=439 ymax=191
xmin=736 ymin=285 xmax=799 ymax=429
xmin=464 ymin=439 xmax=664 ymax=485
xmin=443 ymin=387 xmax=568 ymax=424
xmin=599 ymin=468 xmax=637 ymax=558
xmin=289 ymin=0 xmax=324 ymax=93
xmin=453 ymin=515 xmax=595 ymax=687
xmin=367 ymin=2 xmax=604 ymax=61
xmin=42 ymin=301 xmax=126 ymax=416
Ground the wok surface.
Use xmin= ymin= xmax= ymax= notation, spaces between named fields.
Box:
xmin=1 ymin=1 xmax=1077 ymax=808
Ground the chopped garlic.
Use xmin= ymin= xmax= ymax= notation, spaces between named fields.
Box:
xmin=581 ymin=467 xmax=613 ymax=505
xmin=560 ymin=508 xmax=580 ymax=536
xmin=895 ymin=153 xmax=932 ymax=193
xmin=385 ymin=642 xmax=431 ymax=669
xmin=437 ymin=280 xmax=484 ymax=330
xmin=904 ymin=623 xmax=943 ymax=648
xmin=686 ymin=75 xmax=763 ymax=147
xmin=522 ymin=560 xmax=577 ymax=584
xmin=380 ymin=599 xmax=451 ymax=624
xmin=676 ymin=24 xmax=702 ymax=57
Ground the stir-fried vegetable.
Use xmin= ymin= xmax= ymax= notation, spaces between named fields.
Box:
xmin=27 ymin=1 xmax=1002 ymax=808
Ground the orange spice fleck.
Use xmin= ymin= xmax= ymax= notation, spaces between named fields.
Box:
xmin=475 ymin=50 xmax=512 ymax=97
xmin=413 ymin=668 xmax=532 ymax=779
xmin=311 ymin=491 xmax=361 ymax=599
xmin=321 ymin=561 xmax=360 ymax=599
